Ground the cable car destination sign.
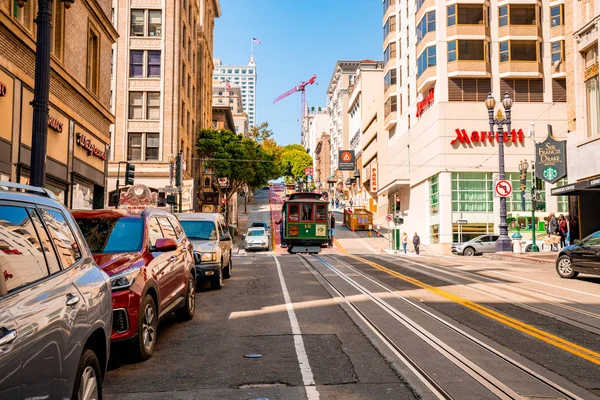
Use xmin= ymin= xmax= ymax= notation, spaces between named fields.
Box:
xmin=535 ymin=125 xmax=566 ymax=184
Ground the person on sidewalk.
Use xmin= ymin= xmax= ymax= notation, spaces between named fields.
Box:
xmin=559 ymin=214 xmax=569 ymax=248
xmin=401 ymin=232 xmax=408 ymax=254
xmin=275 ymin=214 xmax=287 ymax=248
xmin=413 ymin=232 xmax=421 ymax=255
xmin=547 ymin=213 xmax=559 ymax=251
xmin=329 ymin=212 xmax=336 ymax=247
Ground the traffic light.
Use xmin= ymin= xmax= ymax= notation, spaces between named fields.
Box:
xmin=175 ymin=153 xmax=182 ymax=187
xmin=395 ymin=196 xmax=401 ymax=213
xmin=125 ymin=163 xmax=135 ymax=186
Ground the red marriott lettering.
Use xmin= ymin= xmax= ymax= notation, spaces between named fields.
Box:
xmin=451 ymin=128 xmax=524 ymax=145
xmin=76 ymin=133 xmax=107 ymax=160
xmin=416 ymin=88 xmax=434 ymax=118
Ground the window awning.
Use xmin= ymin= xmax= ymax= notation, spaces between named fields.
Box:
xmin=551 ymin=177 xmax=600 ymax=196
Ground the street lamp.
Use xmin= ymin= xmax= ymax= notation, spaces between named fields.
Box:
xmin=486 ymin=91 xmax=513 ymax=252
xmin=20 ymin=0 xmax=74 ymax=187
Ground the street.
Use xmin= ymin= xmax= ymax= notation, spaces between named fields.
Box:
xmin=103 ymin=192 xmax=600 ymax=400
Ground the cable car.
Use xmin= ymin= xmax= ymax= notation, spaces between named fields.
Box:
xmin=282 ymin=193 xmax=330 ymax=254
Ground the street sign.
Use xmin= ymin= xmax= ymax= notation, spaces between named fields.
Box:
xmin=338 ymin=150 xmax=356 ymax=171
xmin=535 ymin=125 xmax=567 ymax=184
xmin=495 ymin=180 xmax=512 ymax=197
xmin=456 ymin=219 xmax=468 ymax=225
xmin=385 ymin=214 xmax=393 ymax=222
xmin=218 ymin=177 xmax=229 ymax=188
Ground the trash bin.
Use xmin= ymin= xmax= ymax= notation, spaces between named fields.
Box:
xmin=511 ymin=232 xmax=522 ymax=253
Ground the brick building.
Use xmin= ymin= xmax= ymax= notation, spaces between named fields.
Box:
xmin=108 ymin=0 xmax=220 ymax=211
xmin=0 ymin=0 xmax=117 ymax=208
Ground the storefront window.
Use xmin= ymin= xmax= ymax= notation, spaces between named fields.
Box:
xmin=72 ymin=183 xmax=94 ymax=209
xmin=429 ymin=175 xmax=439 ymax=215
xmin=555 ymin=177 xmax=568 ymax=213
xmin=430 ymin=224 xmax=439 ymax=243
xmin=451 ymin=172 xmax=493 ymax=212
xmin=19 ymin=175 xmax=66 ymax=205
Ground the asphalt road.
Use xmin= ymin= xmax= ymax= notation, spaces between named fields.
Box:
xmin=103 ymin=193 xmax=600 ymax=399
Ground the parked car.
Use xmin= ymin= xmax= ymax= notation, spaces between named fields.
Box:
xmin=0 ymin=182 xmax=112 ymax=400
xmin=251 ymin=221 xmax=270 ymax=234
xmin=452 ymin=235 xmax=500 ymax=256
xmin=244 ymin=227 xmax=270 ymax=251
xmin=556 ymin=230 xmax=600 ymax=279
xmin=73 ymin=209 xmax=196 ymax=361
xmin=177 ymin=213 xmax=233 ymax=290
xmin=520 ymin=233 xmax=550 ymax=252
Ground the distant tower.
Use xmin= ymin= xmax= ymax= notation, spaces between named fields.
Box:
xmin=213 ymin=59 xmax=257 ymax=126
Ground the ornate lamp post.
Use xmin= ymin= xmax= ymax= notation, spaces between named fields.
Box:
xmin=485 ymin=91 xmax=514 ymax=252
xmin=19 ymin=0 xmax=74 ymax=187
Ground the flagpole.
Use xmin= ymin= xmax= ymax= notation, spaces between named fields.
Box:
xmin=251 ymin=37 xmax=254 ymax=60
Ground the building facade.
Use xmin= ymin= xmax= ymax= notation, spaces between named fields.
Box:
xmin=381 ymin=0 xmax=568 ymax=253
xmin=551 ymin=0 xmax=600 ymax=238
xmin=314 ymin=133 xmax=331 ymax=192
xmin=213 ymin=58 xmax=257 ymax=126
xmin=212 ymin=81 xmax=248 ymax=134
xmin=301 ymin=107 xmax=329 ymax=170
xmin=0 ymin=0 xmax=117 ymax=208
xmin=108 ymin=0 xmax=219 ymax=211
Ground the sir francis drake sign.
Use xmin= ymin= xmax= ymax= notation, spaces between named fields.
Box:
xmin=451 ymin=128 xmax=524 ymax=146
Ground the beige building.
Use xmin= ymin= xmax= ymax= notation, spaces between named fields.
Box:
xmin=551 ymin=0 xmax=599 ymax=238
xmin=301 ymin=107 xmax=329 ymax=176
xmin=108 ymin=0 xmax=219 ymax=211
xmin=212 ymin=81 xmax=248 ymax=134
xmin=0 ymin=0 xmax=116 ymax=208
xmin=381 ymin=0 xmax=568 ymax=253
xmin=314 ymin=133 xmax=331 ymax=192
xmin=347 ymin=60 xmax=384 ymax=212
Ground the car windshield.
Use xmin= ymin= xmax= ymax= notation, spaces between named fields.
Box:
xmin=76 ymin=217 xmax=143 ymax=253
xmin=252 ymin=223 xmax=266 ymax=227
xmin=180 ymin=220 xmax=217 ymax=240
xmin=248 ymin=229 xmax=265 ymax=237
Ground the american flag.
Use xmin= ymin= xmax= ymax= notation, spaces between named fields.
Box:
xmin=252 ymin=37 xmax=261 ymax=44
xmin=225 ymin=80 xmax=231 ymax=91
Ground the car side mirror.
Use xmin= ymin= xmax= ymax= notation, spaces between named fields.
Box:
xmin=154 ymin=238 xmax=177 ymax=252
xmin=221 ymin=233 xmax=232 ymax=242
xmin=573 ymin=239 xmax=581 ymax=246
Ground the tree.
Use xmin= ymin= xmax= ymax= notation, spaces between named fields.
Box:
xmin=280 ymin=149 xmax=312 ymax=181
xmin=247 ymin=121 xmax=273 ymax=143
xmin=283 ymin=144 xmax=306 ymax=153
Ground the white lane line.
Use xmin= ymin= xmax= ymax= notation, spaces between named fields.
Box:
xmin=274 ymin=256 xmax=320 ymax=400
xmin=491 ymin=271 xmax=600 ymax=300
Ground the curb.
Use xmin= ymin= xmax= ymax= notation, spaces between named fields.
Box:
xmin=482 ymin=253 xmax=555 ymax=265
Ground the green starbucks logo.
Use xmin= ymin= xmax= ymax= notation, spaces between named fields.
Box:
xmin=543 ymin=166 xmax=558 ymax=181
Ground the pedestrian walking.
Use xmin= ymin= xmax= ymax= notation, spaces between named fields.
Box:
xmin=547 ymin=213 xmax=559 ymax=251
xmin=275 ymin=214 xmax=287 ymax=248
xmin=335 ymin=199 xmax=339 ymax=209
xmin=401 ymin=232 xmax=408 ymax=254
xmin=349 ymin=199 xmax=353 ymax=207
xmin=413 ymin=232 xmax=421 ymax=255
xmin=329 ymin=212 xmax=336 ymax=247
xmin=559 ymin=214 xmax=569 ymax=248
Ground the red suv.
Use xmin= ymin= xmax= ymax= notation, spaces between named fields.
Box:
xmin=73 ymin=209 xmax=196 ymax=361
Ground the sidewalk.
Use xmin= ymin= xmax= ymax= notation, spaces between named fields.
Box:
xmin=482 ymin=251 xmax=556 ymax=265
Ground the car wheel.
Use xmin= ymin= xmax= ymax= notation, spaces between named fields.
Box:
xmin=223 ymin=255 xmax=232 ymax=279
xmin=132 ymin=294 xmax=158 ymax=361
xmin=525 ymin=245 xmax=532 ymax=252
xmin=556 ymin=255 xmax=578 ymax=279
xmin=71 ymin=349 xmax=102 ymax=400
xmin=175 ymin=273 xmax=196 ymax=321
xmin=463 ymin=247 xmax=476 ymax=257
xmin=210 ymin=265 xmax=223 ymax=290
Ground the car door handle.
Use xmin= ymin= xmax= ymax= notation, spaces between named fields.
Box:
xmin=65 ymin=294 xmax=80 ymax=307
xmin=0 ymin=329 xmax=17 ymax=346
xmin=169 ymin=256 xmax=177 ymax=261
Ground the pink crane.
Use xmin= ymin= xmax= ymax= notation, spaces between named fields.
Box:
xmin=273 ymin=74 xmax=317 ymax=118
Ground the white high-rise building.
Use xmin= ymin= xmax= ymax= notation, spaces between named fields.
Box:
xmin=213 ymin=58 xmax=257 ymax=126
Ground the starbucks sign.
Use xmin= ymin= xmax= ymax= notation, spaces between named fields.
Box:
xmin=535 ymin=128 xmax=566 ymax=184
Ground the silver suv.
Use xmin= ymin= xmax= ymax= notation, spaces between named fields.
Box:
xmin=452 ymin=235 xmax=500 ymax=256
xmin=0 ymin=182 xmax=112 ymax=400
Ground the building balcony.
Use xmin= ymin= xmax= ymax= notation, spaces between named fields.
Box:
xmin=447 ymin=61 xmax=491 ymax=78
xmin=384 ymin=83 xmax=397 ymax=100
xmin=384 ymin=110 xmax=397 ymax=130
xmin=446 ymin=24 xmax=490 ymax=39
xmin=384 ymin=30 xmax=396 ymax=49
xmin=384 ymin=56 xmax=396 ymax=70
xmin=416 ymin=0 xmax=435 ymax=21
xmin=498 ymin=25 xmax=541 ymax=39
xmin=417 ymin=66 xmax=437 ymax=93
xmin=383 ymin=1 xmax=395 ymax=20
xmin=416 ymin=31 xmax=436 ymax=56
xmin=498 ymin=61 xmax=543 ymax=78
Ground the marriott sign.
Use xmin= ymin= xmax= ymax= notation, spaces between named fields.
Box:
xmin=451 ymin=128 xmax=524 ymax=145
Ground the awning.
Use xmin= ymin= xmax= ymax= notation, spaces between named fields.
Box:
xmin=377 ymin=178 xmax=410 ymax=196
xmin=353 ymin=169 xmax=360 ymax=178
xmin=345 ymin=178 xmax=355 ymax=185
xmin=327 ymin=176 xmax=337 ymax=183
xmin=551 ymin=177 xmax=600 ymax=196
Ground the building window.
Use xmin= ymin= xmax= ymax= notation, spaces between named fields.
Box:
xmin=430 ymin=224 xmax=440 ymax=244
xmin=448 ymin=78 xmax=491 ymax=101
xmin=148 ymin=51 xmax=161 ymax=77
xmin=416 ymin=0 xmax=425 ymax=13
xmin=551 ymin=41 xmax=564 ymax=63
xmin=585 ymin=45 xmax=599 ymax=137
xmin=384 ymin=96 xmax=397 ymax=117
xmin=86 ymin=26 xmax=100 ymax=95
xmin=416 ymin=11 xmax=435 ymax=44
xmin=129 ymin=92 xmax=143 ymax=119
xmin=430 ymin=174 xmax=439 ymax=215
xmin=130 ymin=50 xmax=144 ymax=77
xmin=383 ymin=15 xmax=396 ymax=39
xmin=417 ymin=46 xmax=436 ymax=78
xmin=131 ymin=10 xmax=144 ymax=36
xmin=499 ymin=4 xmax=536 ymax=26
xmin=51 ymin=1 xmax=65 ymax=60
xmin=552 ymin=79 xmax=566 ymax=103
xmin=148 ymin=10 xmax=162 ymax=36
xmin=13 ymin=0 xmax=34 ymax=32
xmin=448 ymin=40 xmax=486 ymax=62
xmin=398 ymin=66 xmax=402 ymax=86
xmin=383 ymin=0 xmax=391 ymax=14
xmin=500 ymin=79 xmax=543 ymax=102
xmin=147 ymin=92 xmax=160 ymax=119
xmin=451 ymin=172 xmax=493 ymax=212
xmin=448 ymin=4 xmax=486 ymax=26
xmin=384 ymin=42 xmax=396 ymax=65
xmin=128 ymin=133 xmax=159 ymax=161
xmin=384 ymin=68 xmax=397 ymax=90
xmin=499 ymin=40 xmax=537 ymax=62
xmin=550 ymin=4 xmax=564 ymax=27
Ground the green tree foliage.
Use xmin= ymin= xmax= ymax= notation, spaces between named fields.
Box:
xmin=283 ymin=144 xmax=306 ymax=153
xmin=280 ymin=149 xmax=313 ymax=180
xmin=247 ymin=121 xmax=274 ymax=143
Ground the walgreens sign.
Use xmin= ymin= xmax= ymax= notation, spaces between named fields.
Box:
xmin=451 ymin=128 xmax=524 ymax=145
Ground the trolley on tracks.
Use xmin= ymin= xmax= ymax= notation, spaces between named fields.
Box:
xmin=282 ymin=192 xmax=330 ymax=254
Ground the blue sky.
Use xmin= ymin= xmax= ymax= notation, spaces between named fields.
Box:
xmin=214 ymin=0 xmax=382 ymax=145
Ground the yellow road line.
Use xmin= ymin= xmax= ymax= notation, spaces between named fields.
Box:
xmin=333 ymin=238 xmax=348 ymax=254
xmin=351 ymin=255 xmax=600 ymax=366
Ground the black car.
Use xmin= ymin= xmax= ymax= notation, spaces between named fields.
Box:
xmin=556 ymin=230 xmax=600 ymax=279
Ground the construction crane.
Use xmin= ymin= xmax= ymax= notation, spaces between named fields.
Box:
xmin=273 ymin=74 xmax=317 ymax=118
